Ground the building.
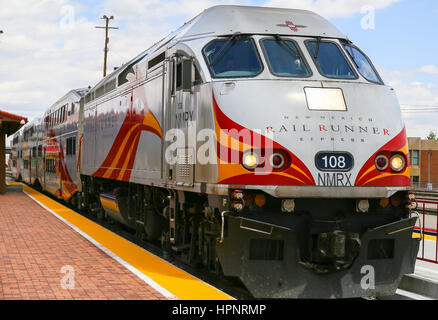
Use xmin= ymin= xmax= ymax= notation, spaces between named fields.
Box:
xmin=408 ymin=137 xmax=438 ymax=188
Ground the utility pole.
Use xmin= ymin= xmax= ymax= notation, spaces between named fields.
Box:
xmin=95 ymin=16 xmax=118 ymax=77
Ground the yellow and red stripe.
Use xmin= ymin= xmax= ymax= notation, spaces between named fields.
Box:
xmin=212 ymin=93 xmax=315 ymax=186
xmin=355 ymin=127 xmax=410 ymax=187
xmin=92 ymin=108 xmax=162 ymax=182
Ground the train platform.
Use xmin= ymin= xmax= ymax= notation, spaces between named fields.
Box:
xmin=397 ymin=242 xmax=438 ymax=300
xmin=0 ymin=183 xmax=233 ymax=300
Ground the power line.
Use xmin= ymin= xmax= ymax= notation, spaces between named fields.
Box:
xmin=95 ymin=15 xmax=118 ymax=78
xmin=401 ymin=111 xmax=438 ymax=114
xmin=401 ymin=108 xmax=438 ymax=110
xmin=401 ymin=104 xmax=438 ymax=108
xmin=402 ymin=108 xmax=438 ymax=110
xmin=401 ymin=108 xmax=438 ymax=111
xmin=400 ymin=103 xmax=438 ymax=113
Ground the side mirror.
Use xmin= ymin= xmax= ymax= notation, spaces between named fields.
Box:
xmin=182 ymin=59 xmax=193 ymax=93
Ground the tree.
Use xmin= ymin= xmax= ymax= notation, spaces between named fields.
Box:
xmin=426 ymin=131 xmax=438 ymax=140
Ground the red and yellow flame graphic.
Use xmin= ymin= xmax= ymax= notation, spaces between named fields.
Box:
xmin=355 ymin=127 xmax=410 ymax=187
xmin=45 ymin=137 xmax=77 ymax=200
xmin=92 ymin=63 xmax=162 ymax=182
xmin=212 ymin=93 xmax=315 ymax=185
xmin=92 ymin=106 xmax=162 ymax=182
xmin=58 ymin=140 xmax=78 ymax=200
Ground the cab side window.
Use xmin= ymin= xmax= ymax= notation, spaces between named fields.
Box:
xmin=176 ymin=62 xmax=182 ymax=91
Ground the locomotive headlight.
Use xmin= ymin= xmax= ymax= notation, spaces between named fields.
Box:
xmin=242 ymin=152 xmax=259 ymax=170
xmin=281 ymin=199 xmax=295 ymax=213
xmin=356 ymin=199 xmax=369 ymax=213
xmin=390 ymin=154 xmax=406 ymax=172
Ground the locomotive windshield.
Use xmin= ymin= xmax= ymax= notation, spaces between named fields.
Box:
xmin=306 ymin=40 xmax=357 ymax=79
xmin=261 ymin=38 xmax=311 ymax=77
xmin=203 ymin=37 xmax=263 ymax=78
xmin=343 ymin=43 xmax=383 ymax=84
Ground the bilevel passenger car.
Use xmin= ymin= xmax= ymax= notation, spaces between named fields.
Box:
xmin=12 ymin=6 xmax=419 ymax=298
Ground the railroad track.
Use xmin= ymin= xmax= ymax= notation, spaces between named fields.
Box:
xmin=413 ymin=191 xmax=438 ymax=201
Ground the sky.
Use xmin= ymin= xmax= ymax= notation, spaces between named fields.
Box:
xmin=1 ymin=0 xmax=437 ymax=140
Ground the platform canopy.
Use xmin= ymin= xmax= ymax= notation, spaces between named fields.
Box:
xmin=0 ymin=109 xmax=28 ymax=194
xmin=0 ymin=110 xmax=28 ymax=137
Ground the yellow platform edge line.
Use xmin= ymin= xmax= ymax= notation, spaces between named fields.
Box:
xmin=413 ymin=232 xmax=437 ymax=242
xmin=15 ymin=183 xmax=234 ymax=300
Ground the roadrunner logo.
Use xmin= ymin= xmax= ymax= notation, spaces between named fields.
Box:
xmin=277 ymin=20 xmax=307 ymax=32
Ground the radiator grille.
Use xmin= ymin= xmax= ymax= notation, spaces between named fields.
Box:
xmin=175 ymin=148 xmax=194 ymax=186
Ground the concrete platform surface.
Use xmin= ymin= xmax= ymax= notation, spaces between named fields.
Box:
xmin=400 ymin=260 xmax=438 ymax=299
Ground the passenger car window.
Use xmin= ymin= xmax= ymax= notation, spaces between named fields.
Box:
xmin=343 ymin=44 xmax=383 ymax=84
xmin=261 ymin=39 xmax=310 ymax=77
xmin=203 ymin=38 xmax=263 ymax=78
xmin=306 ymin=41 xmax=356 ymax=79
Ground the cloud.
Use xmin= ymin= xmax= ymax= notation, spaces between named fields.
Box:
xmin=419 ymin=65 xmax=438 ymax=75
xmin=0 ymin=1 xmax=103 ymax=114
xmin=0 ymin=0 xmax=245 ymax=126
xmin=377 ymin=65 xmax=438 ymax=139
xmin=262 ymin=0 xmax=401 ymax=18
xmin=102 ymin=0 xmax=243 ymax=20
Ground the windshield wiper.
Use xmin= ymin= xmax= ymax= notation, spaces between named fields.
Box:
xmin=209 ymin=32 xmax=241 ymax=68
xmin=274 ymin=35 xmax=301 ymax=59
xmin=341 ymin=39 xmax=360 ymax=69
xmin=314 ymin=36 xmax=322 ymax=60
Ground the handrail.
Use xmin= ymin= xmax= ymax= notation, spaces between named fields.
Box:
xmin=414 ymin=199 xmax=438 ymax=264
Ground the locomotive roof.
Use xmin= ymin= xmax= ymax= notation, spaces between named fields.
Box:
xmin=177 ymin=5 xmax=347 ymax=39
xmin=90 ymin=5 xmax=347 ymax=94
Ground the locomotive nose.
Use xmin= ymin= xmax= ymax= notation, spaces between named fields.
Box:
xmin=213 ymin=79 xmax=407 ymax=188
xmin=215 ymin=79 xmax=402 ymax=147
